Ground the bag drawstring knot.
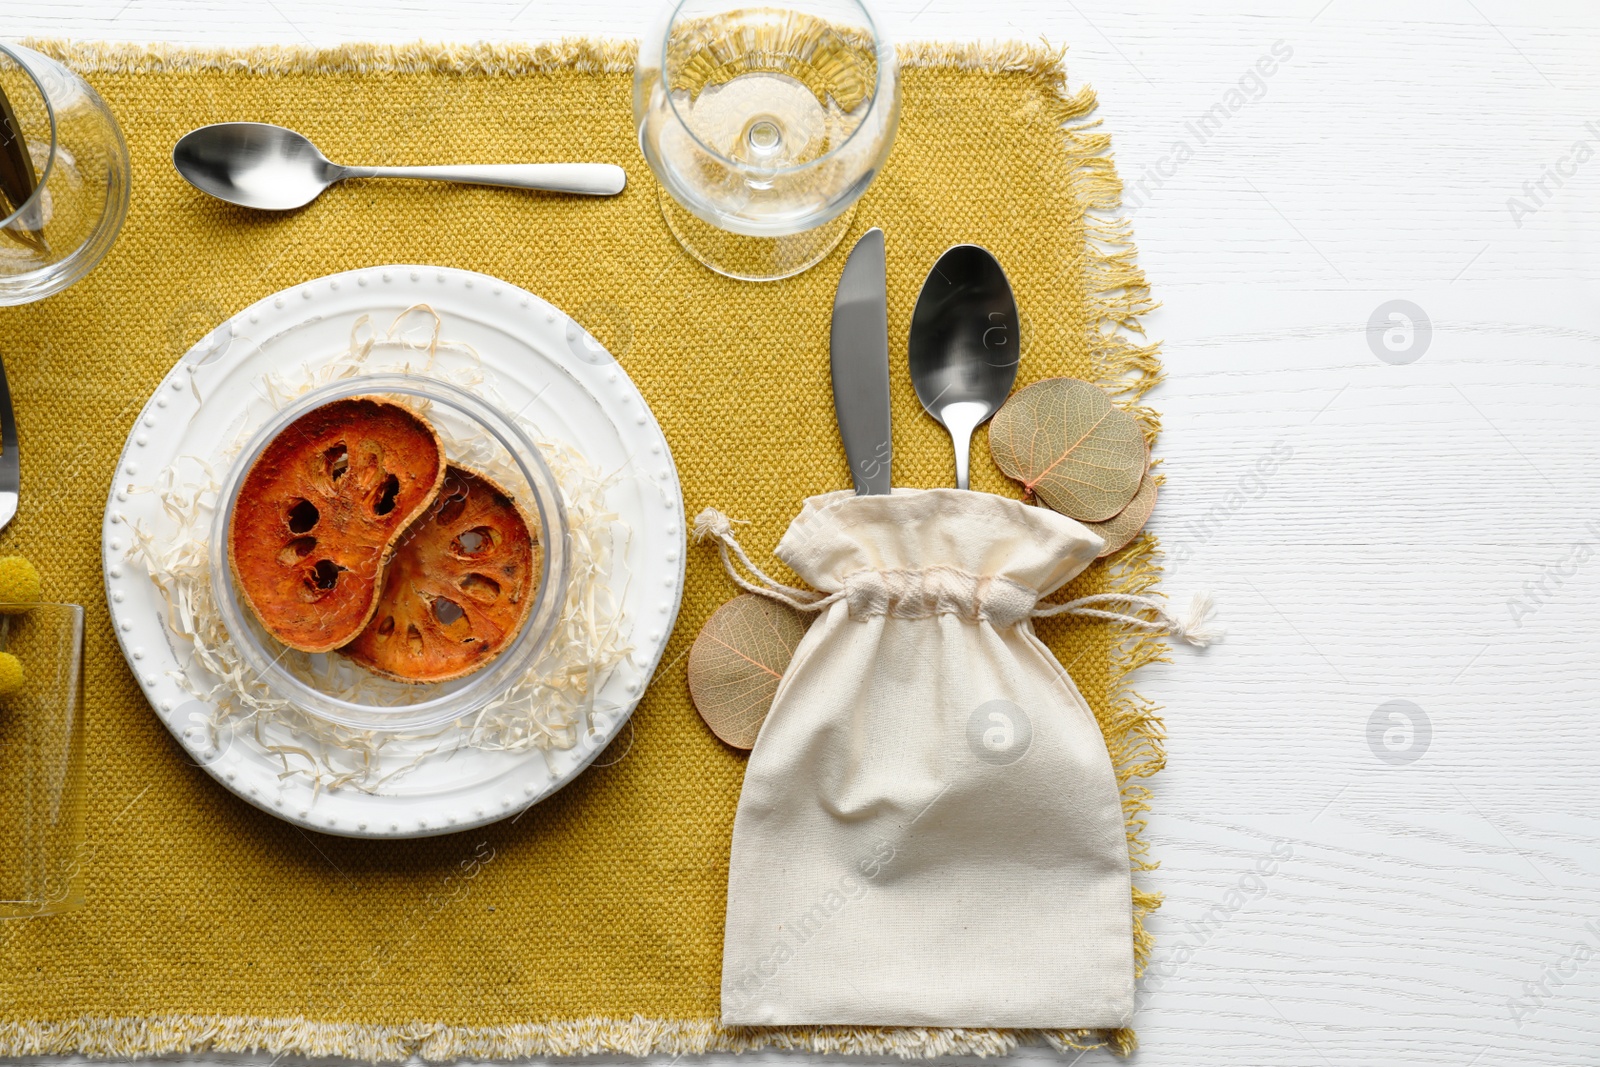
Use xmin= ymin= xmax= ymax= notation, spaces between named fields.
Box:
xmin=691 ymin=507 xmax=738 ymax=544
xmin=693 ymin=507 xmax=1221 ymax=645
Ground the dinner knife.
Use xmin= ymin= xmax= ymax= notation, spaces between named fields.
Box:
xmin=830 ymin=227 xmax=892 ymax=495
xmin=0 ymin=350 xmax=18 ymax=532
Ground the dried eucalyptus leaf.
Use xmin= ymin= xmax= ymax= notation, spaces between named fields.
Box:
xmin=688 ymin=594 xmax=809 ymax=750
xmin=1082 ymin=469 xmax=1158 ymax=558
xmin=988 ymin=377 xmax=1146 ymax=521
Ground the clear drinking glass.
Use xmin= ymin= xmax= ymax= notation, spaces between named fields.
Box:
xmin=634 ymin=0 xmax=900 ymax=282
xmin=0 ymin=43 xmax=130 ymax=306
xmin=0 ymin=603 xmax=88 ymax=918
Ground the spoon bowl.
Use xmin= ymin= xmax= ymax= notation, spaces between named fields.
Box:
xmin=907 ymin=245 xmax=1020 ymax=489
xmin=174 ymin=123 xmax=339 ymax=210
xmin=172 ymin=122 xmax=626 ymax=211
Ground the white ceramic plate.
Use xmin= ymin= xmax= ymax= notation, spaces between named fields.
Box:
xmin=101 ymin=266 xmax=685 ymax=839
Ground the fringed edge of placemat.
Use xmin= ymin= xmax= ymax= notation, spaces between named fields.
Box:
xmin=5 ymin=38 xmax=1162 ymax=1061
xmin=19 ymin=36 xmax=642 ymax=74
xmin=0 ymin=1016 xmax=1129 ymax=1061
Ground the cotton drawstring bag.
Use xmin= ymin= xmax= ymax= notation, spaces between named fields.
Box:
xmin=695 ymin=488 xmax=1215 ymax=1029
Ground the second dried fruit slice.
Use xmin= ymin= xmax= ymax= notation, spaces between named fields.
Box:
xmin=228 ymin=397 xmax=446 ymax=653
xmin=342 ymin=466 xmax=541 ymax=683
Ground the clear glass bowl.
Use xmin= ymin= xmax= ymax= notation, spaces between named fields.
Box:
xmin=209 ymin=375 xmax=570 ymax=733
xmin=0 ymin=43 xmax=131 ymax=305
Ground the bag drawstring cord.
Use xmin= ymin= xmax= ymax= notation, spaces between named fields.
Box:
xmin=694 ymin=508 xmax=1221 ymax=646
xmin=692 ymin=508 xmax=844 ymax=613
xmin=1031 ymin=591 xmax=1221 ymax=647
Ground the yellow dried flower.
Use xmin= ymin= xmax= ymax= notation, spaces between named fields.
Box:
xmin=0 ymin=652 xmax=23 ymax=696
xmin=0 ymin=556 xmax=41 ymax=613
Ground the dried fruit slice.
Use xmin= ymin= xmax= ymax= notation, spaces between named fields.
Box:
xmin=342 ymin=466 xmax=541 ymax=684
xmin=229 ymin=397 xmax=446 ymax=653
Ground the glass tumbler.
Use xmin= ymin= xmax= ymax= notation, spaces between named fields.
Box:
xmin=0 ymin=43 xmax=130 ymax=306
xmin=0 ymin=603 xmax=88 ymax=918
xmin=634 ymin=0 xmax=900 ymax=282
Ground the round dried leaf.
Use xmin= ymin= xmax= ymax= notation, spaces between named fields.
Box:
xmin=688 ymin=594 xmax=809 ymax=750
xmin=988 ymin=377 xmax=1147 ymax=521
xmin=1083 ymin=469 xmax=1158 ymax=558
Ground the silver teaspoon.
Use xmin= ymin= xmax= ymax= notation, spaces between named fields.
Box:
xmin=173 ymin=122 xmax=626 ymax=210
xmin=907 ymin=245 xmax=1020 ymax=490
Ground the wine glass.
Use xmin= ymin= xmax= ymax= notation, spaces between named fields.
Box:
xmin=0 ymin=43 xmax=130 ymax=306
xmin=634 ymin=0 xmax=900 ymax=282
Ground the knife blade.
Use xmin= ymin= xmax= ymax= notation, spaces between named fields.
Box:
xmin=830 ymin=227 xmax=892 ymax=496
xmin=0 ymin=349 xmax=18 ymax=533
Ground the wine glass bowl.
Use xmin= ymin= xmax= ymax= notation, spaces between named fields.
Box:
xmin=635 ymin=0 xmax=899 ymax=280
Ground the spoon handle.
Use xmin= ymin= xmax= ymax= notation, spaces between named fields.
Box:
xmin=953 ymin=431 xmax=972 ymax=491
xmin=339 ymin=163 xmax=626 ymax=197
xmin=940 ymin=401 xmax=991 ymax=491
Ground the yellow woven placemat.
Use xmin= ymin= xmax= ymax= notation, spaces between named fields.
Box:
xmin=0 ymin=39 xmax=1163 ymax=1060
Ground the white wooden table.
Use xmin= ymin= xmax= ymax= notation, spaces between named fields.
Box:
xmin=9 ymin=1 xmax=1600 ymax=1064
